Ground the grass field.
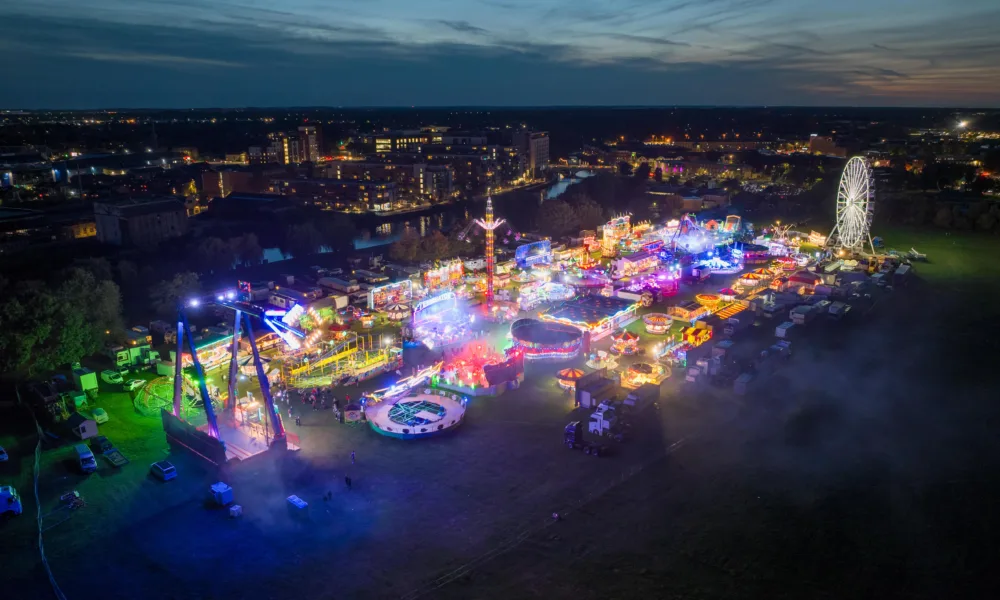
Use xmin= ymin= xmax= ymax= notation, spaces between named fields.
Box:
xmin=5 ymin=226 xmax=1000 ymax=600
xmin=878 ymin=226 xmax=1000 ymax=285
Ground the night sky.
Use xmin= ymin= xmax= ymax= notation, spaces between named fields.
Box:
xmin=2 ymin=0 xmax=999 ymax=108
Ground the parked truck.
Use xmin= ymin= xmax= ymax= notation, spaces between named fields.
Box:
xmin=318 ymin=277 xmax=360 ymax=294
xmin=90 ymin=436 xmax=129 ymax=468
xmin=563 ymin=421 xmax=608 ymax=457
xmin=621 ymin=383 xmax=660 ymax=414
xmin=588 ymin=402 xmax=628 ymax=442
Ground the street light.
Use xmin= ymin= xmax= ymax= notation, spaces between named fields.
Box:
xmin=188 ymin=298 xmax=200 ymax=307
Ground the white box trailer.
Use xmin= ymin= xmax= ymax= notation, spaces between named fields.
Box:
xmin=623 ymin=383 xmax=659 ymax=412
xmin=775 ymin=322 xmax=794 ymax=338
xmin=327 ymin=293 xmax=349 ymax=310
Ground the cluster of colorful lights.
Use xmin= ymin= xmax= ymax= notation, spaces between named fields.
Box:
xmin=474 ymin=196 xmax=505 ymax=305
xmin=517 ymin=281 xmax=576 ymax=310
xmin=642 ymin=313 xmax=672 ymax=334
xmin=601 ymin=215 xmax=631 ymax=257
xmin=368 ymin=280 xmax=413 ymax=311
xmin=610 ymin=330 xmax=639 ymax=355
xmin=439 ymin=344 xmax=505 ymax=389
xmin=424 ymin=260 xmax=464 ymax=291
xmin=366 ymin=362 xmax=443 ymax=404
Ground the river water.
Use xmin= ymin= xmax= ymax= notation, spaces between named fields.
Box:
xmin=257 ymin=170 xmax=594 ymax=263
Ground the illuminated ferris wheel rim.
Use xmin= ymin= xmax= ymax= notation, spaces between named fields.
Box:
xmin=832 ymin=156 xmax=873 ymax=249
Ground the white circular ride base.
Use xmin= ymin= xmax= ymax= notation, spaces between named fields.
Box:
xmin=367 ymin=390 xmax=467 ymax=439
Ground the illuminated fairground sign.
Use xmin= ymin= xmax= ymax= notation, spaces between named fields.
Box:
xmin=808 ymin=231 xmax=827 ymax=246
xmin=413 ymin=291 xmax=458 ymax=326
xmin=601 ymin=215 xmax=631 ymax=257
xmin=368 ymin=280 xmax=413 ymax=311
xmin=424 ymin=259 xmax=464 ymax=291
xmin=514 ymin=240 xmax=552 ymax=268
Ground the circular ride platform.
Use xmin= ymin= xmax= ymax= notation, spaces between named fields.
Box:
xmin=367 ymin=390 xmax=467 ymax=439
xmin=509 ymin=318 xmax=584 ymax=361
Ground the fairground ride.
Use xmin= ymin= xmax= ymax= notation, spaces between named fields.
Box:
xmin=172 ymin=297 xmax=286 ymax=448
xmin=828 ymin=156 xmax=875 ymax=255
xmin=458 ymin=195 xmax=518 ymax=306
xmin=284 ymin=332 xmax=402 ymax=389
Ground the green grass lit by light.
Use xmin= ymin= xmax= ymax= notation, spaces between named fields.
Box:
xmin=878 ymin=226 xmax=1000 ymax=285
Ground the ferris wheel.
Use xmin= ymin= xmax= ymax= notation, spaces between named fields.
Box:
xmin=829 ymin=156 xmax=874 ymax=253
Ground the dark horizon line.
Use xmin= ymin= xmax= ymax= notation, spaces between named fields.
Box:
xmin=2 ymin=104 xmax=990 ymax=113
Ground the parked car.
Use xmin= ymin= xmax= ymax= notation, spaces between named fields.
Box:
xmin=0 ymin=485 xmax=22 ymax=516
xmin=125 ymin=379 xmax=146 ymax=392
xmin=92 ymin=408 xmax=109 ymax=424
xmin=0 ymin=445 xmax=8 ymax=462
xmin=75 ymin=444 xmax=98 ymax=473
xmin=90 ymin=436 xmax=113 ymax=454
xmin=150 ymin=461 xmax=177 ymax=481
xmin=101 ymin=370 xmax=123 ymax=385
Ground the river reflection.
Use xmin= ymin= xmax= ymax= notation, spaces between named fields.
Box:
xmin=254 ymin=171 xmax=596 ymax=261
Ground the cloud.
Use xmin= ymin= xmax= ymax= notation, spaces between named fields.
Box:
xmin=66 ymin=52 xmax=244 ymax=68
xmin=603 ymin=33 xmax=690 ymax=48
xmin=0 ymin=1 xmax=998 ymax=107
xmin=437 ymin=20 xmax=489 ymax=36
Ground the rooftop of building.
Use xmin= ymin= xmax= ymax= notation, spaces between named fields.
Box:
xmin=94 ymin=196 xmax=186 ymax=217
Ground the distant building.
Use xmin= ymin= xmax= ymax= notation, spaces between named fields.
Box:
xmin=298 ymin=125 xmax=324 ymax=162
xmin=808 ymin=135 xmax=848 ymax=157
xmin=326 ymin=161 xmax=455 ymax=202
xmin=224 ymin=152 xmax=248 ymax=165
xmin=270 ymin=177 xmax=397 ymax=212
xmin=94 ymin=198 xmax=188 ymax=246
xmin=670 ymin=140 xmax=774 ymax=151
xmin=201 ymin=169 xmax=255 ymax=199
xmin=513 ymin=131 xmax=550 ymax=179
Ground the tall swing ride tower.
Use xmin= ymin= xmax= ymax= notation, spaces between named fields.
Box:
xmin=474 ymin=196 xmax=505 ymax=306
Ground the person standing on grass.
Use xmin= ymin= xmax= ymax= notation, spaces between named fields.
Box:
xmin=351 ymin=450 xmax=355 ymax=464
xmin=345 ymin=476 xmax=352 ymax=490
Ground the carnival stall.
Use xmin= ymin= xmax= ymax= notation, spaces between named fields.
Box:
xmin=680 ymin=326 xmax=712 ymax=346
xmin=556 ymin=368 xmax=586 ymax=391
xmin=424 ymin=260 xmax=464 ymax=292
xmin=368 ymin=280 xmax=413 ymax=311
xmin=601 ymin=215 xmax=631 ymax=257
xmin=612 ymin=251 xmax=659 ymax=279
xmin=718 ymin=288 xmax=737 ymax=301
xmin=668 ymin=301 xmax=710 ymax=322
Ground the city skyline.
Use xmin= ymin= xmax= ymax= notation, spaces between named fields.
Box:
xmin=1 ymin=0 xmax=1000 ymax=108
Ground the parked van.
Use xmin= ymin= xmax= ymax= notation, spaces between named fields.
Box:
xmin=75 ymin=444 xmax=98 ymax=473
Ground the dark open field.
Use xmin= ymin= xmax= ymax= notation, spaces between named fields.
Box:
xmin=3 ymin=226 xmax=1000 ymax=599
